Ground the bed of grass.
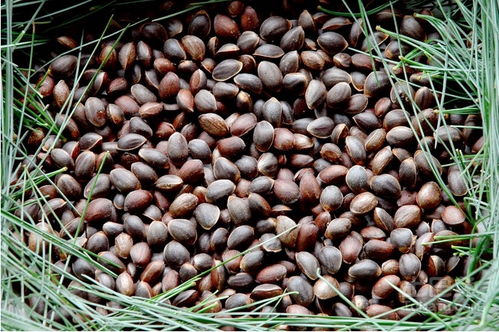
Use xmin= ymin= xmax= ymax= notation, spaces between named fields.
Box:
xmin=1 ymin=0 xmax=498 ymax=330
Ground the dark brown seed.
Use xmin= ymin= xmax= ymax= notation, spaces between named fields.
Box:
xmin=296 ymin=251 xmax=320 ymax=280
xmin=131 ymin=84 xmax=157 ymax=105
xmin=50 ymin=55 xmax=77 ymax=78
xmin=116 ymin=272 xmax=135 ymax=296
xmin=345 ymin=94 xmax=368 ymax=114
xmin=213 ymin=82 xmax=240 ymax=100
xmin=194 ymin=203 xmax=220 ymax=230
xmin=206 ymin=179 xmax=236 ymax=202
xmin=256 ymin=264 xmax=287 ymax=284
xmin=283 ymin=72 xmax=307 ymax=94
xmin=138 ymin=148 xmax=168 ymax=169
xmin=212 ymin=59 xmax=243 ymax=81
xmin=275 ymin=215 xmax=298 ymax=248
xmin=167 ymin=132 xmax=189 ymax=165
xmin=84 ymin=174 xmax=111 ymax=199
xmin=325 ymin=218 xmax=351 ymax=240
xmin=280 ymin=26 xmax=305 ymax=52
xmin=366 ymin=304 xmax=399 ymax=320
xmin=251 ymin=284 xmax=283 ymax=300
xmin=307 ymin=117 xmax=334 ymax=138
xmin=189 ymin=10 xmax=210 ymax=37
xmin=298 ymin=10 xmax=316 ymax=33
xmin=386 ymin=126 xmax=414 ymax=147
xmin=364 ymin=128 xmax=386 ymax=153
xmin=400 ymin=15 xmax=425 ymax=40
xmin=399 ymin=253 xmax=421 ymax=282
xmin=448 ymin=168 xmax=467 ymax=196
xmin=317 ymin=32 xmax=348 ymax=55
xmin=262 ymin=97 xmax=282 ymax=127
xmin=259 ymin=16 xmax=290 ymax=42
xmin=86 ymin=231 xmax=109 ymax=253
xmin=441 ymin=206 xmax=466 ymax=225
xmin=181 ymin=35 xmax=205 ymax=61
xmin=239 ymin=5 xmax=259 ymax=30
xmin=163 ymin=241 xmax=190 ymax=268
xmin=198 ymin=113 xmax=228 ymax=137
xmin=394 ymin=205 xmax=421 ymax=228
xmin=163 ymin=39 xmax=186 ymax=61
xmin=234 ymin=73 xmax=263 ymax=94
xmin=194 ymin=90 xmax=217 ymax=113
xmin=214 ymin=14 xmax=240 ymax=40
xmin=176 ymin=89 xmax=194 ymax=113
xmin=318 ymin=165 xmax=348 ymax=184
xmin=320 ymin=185 xmax=343 ymax=212
xmin=287 ymin=276 xmax=314 ymax=306
xmin=350 ymin=192 xmax=378 ymax=215
xmin=85 ymin=198 xmax=114 ymax=223
xmin=339 ymin=235 xmax=362 ymax=264
xmin=364 ymin=71 xmax=390 ymax=97
xmin=327 ymin=82 xmax=351 ymax=107
xmin=370 ymin=174 xmax=401 ymax=198
xmin=254 ymin=44 xmax=285 ymax=60
xmin=146 ymin=220 xmax=168 ymax=248
xmin=56 ymin=174 xmax=82 ymax=199
xmin=253 ymin=121 xmax=274 ymax=152
xmin=273 ymin=128 xmax=295 ymax=151
xmin=305 ymin=80 xmax=326 ymax=109
xmin=159 ymin=72 xmax=180 ymax=100
xmin=124 ymin=189 xmax=152 ymax=212
xmin=227 ymin=225 xmax=255 ymax=249
xmin=114 ymin=233 xmax=133 ymax=259
xmin=129 ymin=242 xmax=151 ymax=267
xmin=110 ymin=168 xmax=140 ymax=193
xmin=314 ymin=275 xmax=339 ymax=300
xmin=348 ymin=259 xmax=381 ymax=280
xmin=117 ymin=133 xmax=146 ymax=152
xmin=119 ymin=42 xmax=136 ymax=70
xmin=227 ymin=196 xmax=252 ymax=225
xmin=345 ymin=165 xmax=368 ymax=194
xmin=273 ymin=180 xmax=300 ymax=205
xmin=257 ymin=61 xmax=282 ymax=93
xmin=345 ymin=136 xmax=366 ymax=165
xmin=322 ymin=17 xmax=352 ymax=31
xmin=301 ymin=50 xmax=325 ymax=71
xmin=390 ymin=228 xmax=413 ymax=253
xmin=155 ymin=174 xmax=183 ymax=192
xmin=169 ymin=193 xmax=198 ymax=217
xmin=237 ymin=31 xmax=260 ymax=53
xmin=416 ymin=181 xmax=442 ymax=209
xmin=218 ymin=136 xmax=246 ymax=158
xmin=318 ymin=246 xmax=342 ymax=275
xmin=390 ymin=81 xmax=416 ymax=106
xmin=168 ymin=219 xmax=197 ymax=245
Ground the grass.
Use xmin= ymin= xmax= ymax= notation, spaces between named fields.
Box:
xmin=1 ymin=0 xmax=498 ymax=330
